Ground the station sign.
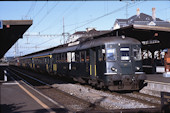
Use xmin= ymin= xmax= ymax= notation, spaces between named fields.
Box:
xmin=161 ymin=92 xmax=170 ymax=112
xmin=0 ymin=20 xmax=3 ymax=29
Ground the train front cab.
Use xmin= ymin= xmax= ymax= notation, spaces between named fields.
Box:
xmin=104 ymin=43 xmax=146 ymax=91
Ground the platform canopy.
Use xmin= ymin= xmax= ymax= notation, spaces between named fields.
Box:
xmin=0 ymin=20 xmax=32 ymax=58
xmin=109 ymin=24 xmax=170 ymax=52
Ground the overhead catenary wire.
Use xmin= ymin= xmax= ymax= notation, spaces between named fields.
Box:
xmin=66 ymin=1 xmax=145 ymax=33
xmin=34 ymin=35 xmax=62 ymax=47
xmin=32 ymin=1 xmax=48 ymax=19
xmin=25 ymin=1 xmax=37 ymax=19
xmin=30 ymin=2 xmax=60 ymax=32
xmin=40 ymin=1 xmax=78 ymax=33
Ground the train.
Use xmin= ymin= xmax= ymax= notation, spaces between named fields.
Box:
xmin=9 ymin=35 xmax=147 ymax=91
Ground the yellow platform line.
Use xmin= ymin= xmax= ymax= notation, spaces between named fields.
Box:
xmin=17 ymin=82 xmax=55 ymax=113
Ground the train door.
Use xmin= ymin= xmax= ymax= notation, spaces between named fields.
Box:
xmin=90 ymin=48 xmax=97 ymax=78
xmin=49 ymin=55 xmax=53 ymax=73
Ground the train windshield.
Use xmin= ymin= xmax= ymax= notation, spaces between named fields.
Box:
xmin=120 ymin=47 xmax=130 ymax=61
xmin=133 ymin=48 xmax=142 ymax=60
xmin=106 ymin=49 xmax=117 ymax=61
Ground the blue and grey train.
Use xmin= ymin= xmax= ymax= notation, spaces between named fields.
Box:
xmin=10 ymin=35 xmax=147 ymax=91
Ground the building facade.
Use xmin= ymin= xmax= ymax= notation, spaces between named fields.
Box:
xmin=113 ymin=8 xmax=170 ymax=30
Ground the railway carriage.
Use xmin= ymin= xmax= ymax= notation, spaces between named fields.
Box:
xmin=10 ymin=35 xmax=147 ymax=91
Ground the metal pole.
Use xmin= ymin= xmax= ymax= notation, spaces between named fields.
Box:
xmin=4 ymin=70 xmax=7 ymax=82
xmin=63 ymin=17 xmax=65 ymax=44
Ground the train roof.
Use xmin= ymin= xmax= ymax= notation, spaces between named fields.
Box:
xmin=52 ymin=36 xmax=140 ymax=54
xmin=19 ymin=43 xmax=69 ymax=59
xmin=76 ymin=36 xmax=140 ymax=50
xmin=18 ymin=34 xmax=140 ymax=58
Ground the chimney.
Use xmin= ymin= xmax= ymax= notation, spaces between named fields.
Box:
xmin=86 ymin=27 xmax=95 ymax=32
xmin=152 ymin=8 xmax=156 ymax=21
xmin=136 ymin=8 xmax=140 ymax=16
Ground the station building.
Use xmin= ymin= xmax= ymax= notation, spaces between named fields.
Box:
xmin=113 ymin=8 xmax=170 ymax=30
xmin=67 ymin=28 xmax=110 ymax=44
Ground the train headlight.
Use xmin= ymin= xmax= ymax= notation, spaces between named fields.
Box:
xmin=111 ymin=67 xmax=117 ymax=72
xmin=136 ymin=67 xmax=140 ymax=71
xmin=132 ymin=76 xmax=136 ymax=81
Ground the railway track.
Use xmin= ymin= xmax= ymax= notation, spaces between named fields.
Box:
xmin=6 ymin=67 xmax=109 ymax=112
xmin=78 ymin=83 xmax=161 ymax=108
xmin=78 ymin=82 xmax=161 ymax=108
xmin=118 ymin=92 xmax=160 ymax=107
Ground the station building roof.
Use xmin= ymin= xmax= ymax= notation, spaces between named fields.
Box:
xmin=0 ymin=20 xmax=32 ymax=58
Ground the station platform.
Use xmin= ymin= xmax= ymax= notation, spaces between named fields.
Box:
xmin=146 ymin=74 xmax=170 ymax=84
xmin=0 ymin=74 xmax=67 ymax=113
xmin=142 ymin=74 xmax=170 ymax=95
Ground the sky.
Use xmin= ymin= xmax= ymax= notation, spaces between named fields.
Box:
xmin=0 ymin=1 xmax=170 ymax=57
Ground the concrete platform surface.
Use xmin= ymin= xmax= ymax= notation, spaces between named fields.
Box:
xmin=143 ymin=74 xmax=170 ymax=93
xmin=0 ymin=80 xmax=67 ymax=113
xmin=146 ymin=74 xmax=170 ymax=84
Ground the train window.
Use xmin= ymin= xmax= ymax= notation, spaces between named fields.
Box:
xmin=75 ymin=52 xmax=80 ymax=62
xmin=71 ymin=52 xmax=75 ymax=62
xmin=80 ymin=51 xmax=85 ymax=62
xmin=102 ymin=49 xmax=106 ymax=61
xmin=61 ymin=54 xmax=64 ymax=62
xmin=41 ymin=58 xmax=44 ymax=64
xmin=45 ymin=58 xmax=47 ymax=63
xmin=56 ymin=54 xmax=59 ymax=62
xmin=133 ymin=48 xmax=142 ymax=60
xmin=47 ymin=58 xmax=49 ymax=63
xmin=45 ymin=57 xmax=49 ymax=64
xmin=98 ymin=49 xmax=102 ymax=61
xmin=98 ymin=48 xmax=106 ymax=61
xmin=67 ymin=52 xmax=71 ymax=63
xmin=32 ymin=58 xmax=34 ymax=64
xmin=120 ymin=47 xmax=130 ymax=61
xmin=64 ymin=53 xmax=67 ymax=62
xmin=61 ymin=54 xmax=63 ymax=62
xmin=58 ymin=54 xmax=61 ymax=62
xmin=53 ymin=54 xmax=56 ymax=63
xmin=62 ymin=53 xmax=67 ymax=62
xmin=106 ymin=48 xmax=117 ymax=61
xmin=86 ymin=50 xmax=90 ymax=62
xmin=36 ymin=58 xmax=38 ymax=64
xmin=56 ymin=54 xmax=58 ymax=62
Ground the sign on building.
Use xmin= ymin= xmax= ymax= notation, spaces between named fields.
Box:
xmin=0 ymin=20 xmax=3 ymax=29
